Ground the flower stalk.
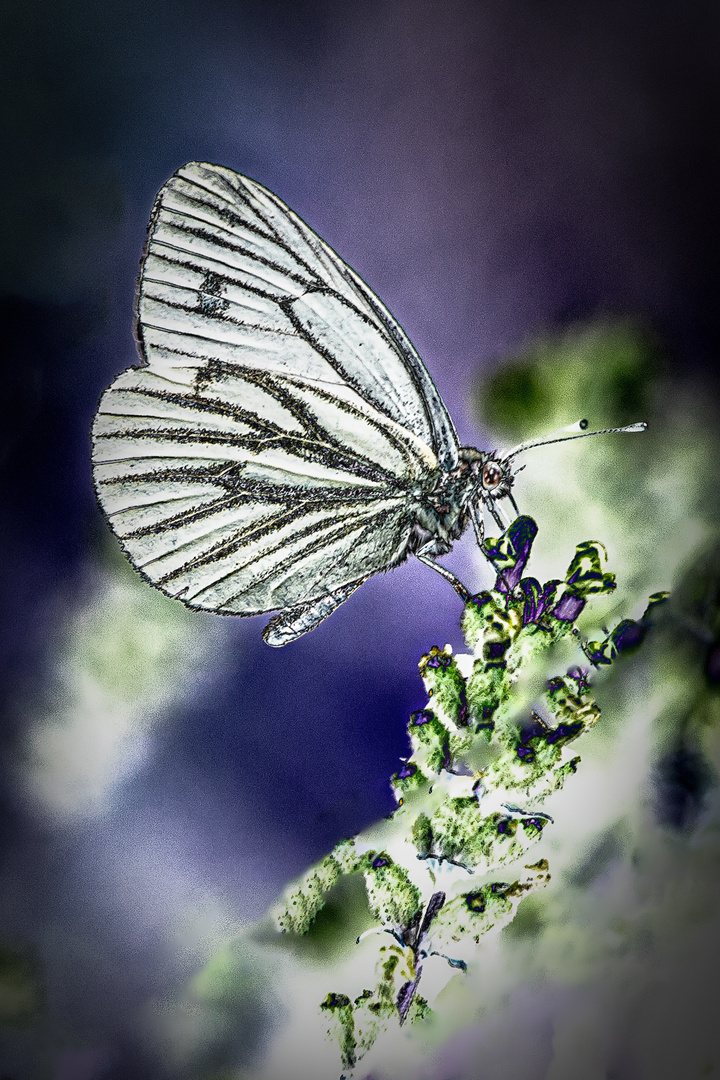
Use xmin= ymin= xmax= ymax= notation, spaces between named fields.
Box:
xmin=273 ymin=516 xmax=665 ymax=1078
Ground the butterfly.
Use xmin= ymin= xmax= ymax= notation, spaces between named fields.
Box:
xmin=91 ymin=161 xmax=645 ymax=646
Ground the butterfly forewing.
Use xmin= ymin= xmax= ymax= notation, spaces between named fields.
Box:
xmin=138 ymin=163 xmax=458 ymax=456
xmin=92 ymin=162 xmax=460 ymax=635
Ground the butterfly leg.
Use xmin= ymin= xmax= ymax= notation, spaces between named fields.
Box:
xmin=469 ymin=502 xmax=485 ymax=547
xmin=415 ymin=546 xmax=472 ymax=603
xmin=486 ymin=496 xmax=510 ymax=532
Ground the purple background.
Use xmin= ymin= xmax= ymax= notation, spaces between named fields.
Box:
xmin=1 ymin=1 xmax=718 ymax=1077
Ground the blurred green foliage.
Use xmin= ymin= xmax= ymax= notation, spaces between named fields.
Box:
xmin=0 ymin=942 xmax=41 ymax=1025
xmin=475 ymin=319 xmax=666 ymax=437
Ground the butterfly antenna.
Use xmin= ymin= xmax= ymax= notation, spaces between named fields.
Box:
xmin=504 ymin=419 xmax=647 ymax=461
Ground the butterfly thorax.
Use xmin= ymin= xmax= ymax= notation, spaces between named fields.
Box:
xmin=409 ymin=447 xmax=515 ymax=557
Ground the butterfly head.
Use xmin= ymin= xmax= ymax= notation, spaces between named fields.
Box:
xmin=459 ymin=447 xmax=515 ymax=498
xmin=457 ymin=447 xmax=519 ymax=531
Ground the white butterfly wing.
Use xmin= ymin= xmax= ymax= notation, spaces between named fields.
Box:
xmin=135 ymin=161 xmax=459 ymax=467
xmin=92 ymin=162 xmax=459 ymax=632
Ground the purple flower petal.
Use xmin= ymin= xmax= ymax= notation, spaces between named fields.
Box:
xmin=552 ymin=591 xmax=586 ymax=622
xmin=491 ymin=516 xmax=538 ymax=592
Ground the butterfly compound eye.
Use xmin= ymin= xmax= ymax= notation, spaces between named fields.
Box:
xmin=482 ymin=460 xmax=505 ymax=490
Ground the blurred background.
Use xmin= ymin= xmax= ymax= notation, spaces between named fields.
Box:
xmin=1 ymin=1 xmax=718 ymax=1077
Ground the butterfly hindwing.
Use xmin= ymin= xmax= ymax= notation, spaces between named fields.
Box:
xmin=93 ymin=343 xmax=433 ymax=616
